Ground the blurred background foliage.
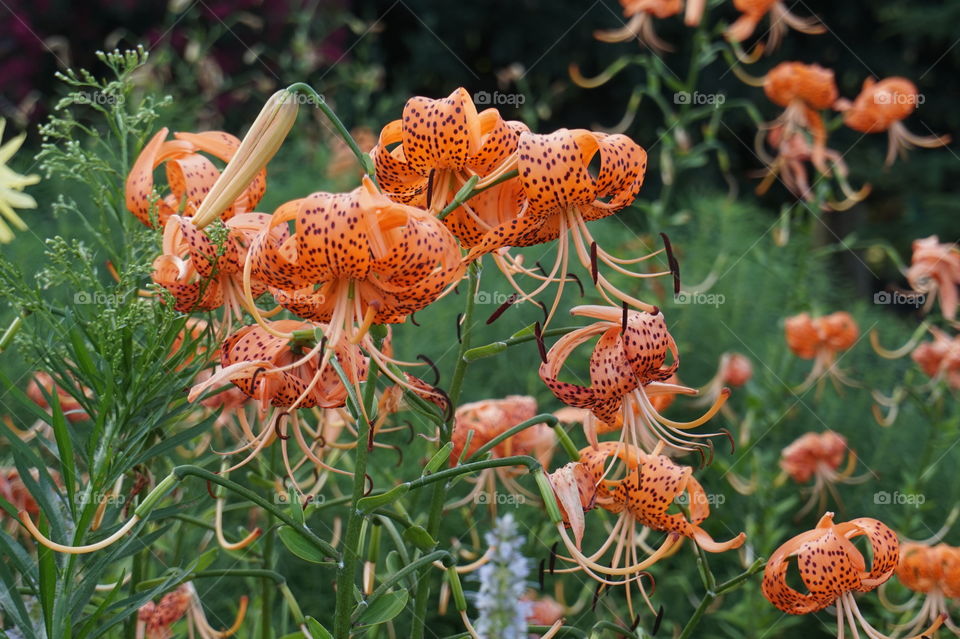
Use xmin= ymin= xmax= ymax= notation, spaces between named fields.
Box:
xmin=0 ymin=0 xmax=958 ymax=637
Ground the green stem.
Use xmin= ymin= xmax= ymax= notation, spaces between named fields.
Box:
xmin=405 ymin=456 xmax=542 ymax=491
xmin=168 ymin=467 xmax=337 ymax=558
xmin=410 ymin=263 xmax=480 ymax=639
xmin=332 ymin=359 xmax=380 ymax=639
xmin=677 ymin=557 xmax=765 ymax=639
xmin=436 ymin=170 xmax=519 ymax=221
xmin=466 ymin=414 xmax=558 ymax=461
xmin=286 ymin=82 xmax=376 ymax=180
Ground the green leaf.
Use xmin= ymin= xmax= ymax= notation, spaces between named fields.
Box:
xmin=304 ymin=617 xmax=334 ymax=639
xmin=277 ymin=526 xmax=335 ymax=564
xmin=358 ymin=484 xmax=409 ymax=512
xmin=356 ymin=590 xmax=409 ymax=627
xmin=401 ymin=525 xmax=437 ymax=552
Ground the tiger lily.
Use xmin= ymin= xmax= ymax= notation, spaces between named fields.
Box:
xmin=911 ymin=328 xmax=960 ymax=390
xmin=548 ymin=442 xmax=745 ymax=618
xmin=136 ymin=582 xmax=247 ymax=639
xmin=762 ymin=512 xmax=943 ymax=639
xmin=242 ymin=177 xmax=462 ymax=395
xmin=755 ymin=123 xmax=870 ymax=210
xmin=188 ymin=319 xmax=368 ymax=483
xmin=725 ymin=0 xmax=824 ymax=51
xmin=466 ymin=131 xmax=667 ymax=323
xmin=447 ymin=395 xmax=555 ymax=511
xmin=371 ymin=87 xmax=527 ymax=229
xmin=778 ymin=430 xmax=870 ymax=519
xmin=594 ymin=0 xmax=682 ymax=51
xmin=785 ymin=311 xmax=859 ymax=391
xmin=905 ymin=235 xmax=960 ymax=321
xmin=886 ymin=542 xmax=960 ymax=636
xmin=759 ymin=63 xmax=838 ymax=179
xmin=540 ymin=305 xmax=730 ymax=455
xmin=839 ymin=78 xmax=950 ymax=167
xmin=126 ymin=128 xmax=266 ymax=227
xmin=152 ymin=213 xmax=283 ymax=328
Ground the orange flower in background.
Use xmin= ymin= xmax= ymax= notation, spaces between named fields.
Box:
xmin=136 ymin=582 xmax=247 ymax=639
xmin=125 ymin=128 xmax=266 ymax=227
xmin=245 ymin=177 xmax=464 ymax=363
xmin=447 ymin=396 xmax=556 ymax=511
xmin=905 ymin=235 xmax=960 ymax=321
xmin=785 ymin=311 xmax=859 ymax=391
xmin=594 ymin=0 xmax=682 ymax=50
xmin=548 ymin=442 xmax=745 ymax=617
xmin=762 ymin=63 xmax=837 ymax=173
xmin=762 ymin=512 xmax=942 ymax=638
xmin=779 ymin=430 xmax=869 ymax=518
xmin=891 ymin=543 xmax=960 ymax=635
xmin=841 ymin=78 xmax=950 ymax=166
xmin=725 ymin=0 xmax=824 ymax=50
xmin=755 ymin=123 xmax=868 ymax=209
xmin=26 ymin=371 xmax=90 ymax=422
xmin=911 ymin=328 xmax=960 ymax=390
xmin=540 ymin=305 xmax=729 ymax=455
xmin=371 ymin=88 xmax=526 ymax=223
xmin=450 ymin=396 xmax=553 ymax=464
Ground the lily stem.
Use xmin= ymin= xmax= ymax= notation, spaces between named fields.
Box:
xmin=410 ymin=261 xmax=481 ymax=639
xmin=332 ymin=358 xmax=380 ymax=639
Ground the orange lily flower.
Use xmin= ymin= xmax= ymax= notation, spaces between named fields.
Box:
xmin=136 ymin=582 xmax=247 ymax=639
xmin=755 ymin=123 xmax=869 ymax=209
xmin=371 ymin=88 xmax=526 ymax=223
xmin=244 ymin=177 xmax=463 ymax=389
xmin=905 ymin=235 xmax=960 ymax=321
xmin=762 ymin=512 xmax=943 ymax=639
xmin=840 ymin=78 xmax=950 ymax=167
xmin=785 ymin=311 xmax=859 ymax=391
xmin=447 ymin=396 xmax=555 ymax=511
xmin=125 ymin=128 xmax=266 ymax=227
xmin=548 ymin=442 xmax=745 ymax=618
xmin=911 ymin=328 xmax=960 ymax=390
xmin=540 ymin=305 xmax=730 ymax=455
xmin=188 ymin=319 xmax=368 ymax=480
xmin=26 ymin=370 xmax=91 ymax=422
xmin=152 ymin=213 xmax=282 ymax=325
xmin=594 ymin=0 xmax=682 ymax=50
xmin=889 ymin=542 xmax=960 ymax=635
xmin=779 ymin=430 xmax=869 ymax=518
xmin=762 ymin=63 xmax=838 ymax=175
xmin=725 ymin=0 xmax=824 ymax=51
xmin=466 ymin=131 xmax=664 ymax=321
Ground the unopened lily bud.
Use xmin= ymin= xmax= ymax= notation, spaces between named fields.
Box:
xmin=191 ymin=89 xmax=299 ymax=228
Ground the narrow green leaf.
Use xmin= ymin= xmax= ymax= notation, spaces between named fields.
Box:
xmin=356 ymin=590 xmax=408 ymax=627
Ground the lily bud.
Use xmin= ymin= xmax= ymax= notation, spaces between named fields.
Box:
xmin=191 ymin=89 xmax=299 ymax=228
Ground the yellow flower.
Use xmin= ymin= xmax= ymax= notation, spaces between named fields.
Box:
xmin=0 ymin=118 xmax=40 ymax=243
